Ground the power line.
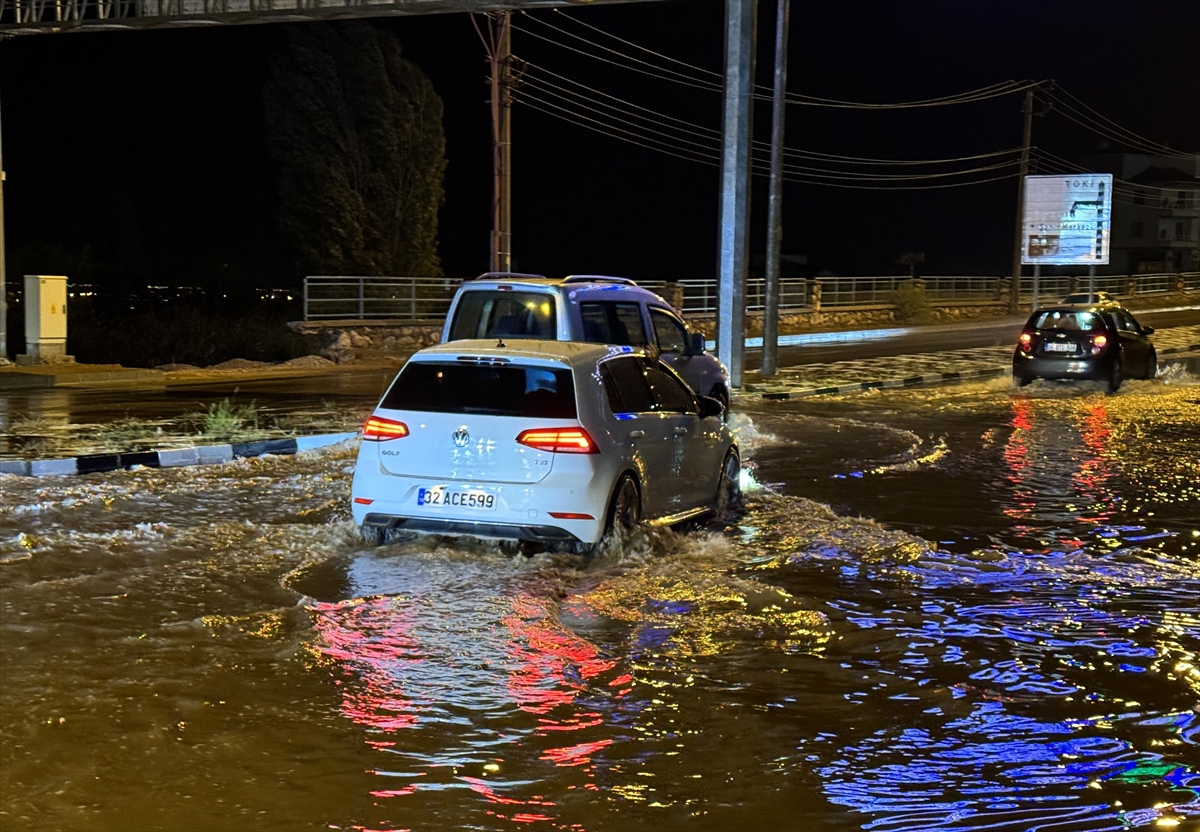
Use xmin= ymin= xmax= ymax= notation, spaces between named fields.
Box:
xmin=523 ymin=61 xmax=1025 ymax=173
xmin=1049 ymin=86 xmax=1194 ymax=158
xmin=513 ymin=86 xmax=1023 ymax=189
xmin=519 ymin=12 xmax=1040 ymax=111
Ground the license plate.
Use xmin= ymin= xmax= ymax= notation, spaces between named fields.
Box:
xmin=417 ymin=486 xmax=496 ymax=510
xmin=1044 ymin=342 xmax=1075 ymax=353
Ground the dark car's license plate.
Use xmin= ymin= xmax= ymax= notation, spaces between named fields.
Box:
xmin=1044 ymin=342 xmax=1075 ymax=353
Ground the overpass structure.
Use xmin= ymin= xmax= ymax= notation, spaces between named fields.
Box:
xmin=0 ymin=0 xmax=653 ymax=33
xmin=0 ymin=0 xmax=758 ymax=386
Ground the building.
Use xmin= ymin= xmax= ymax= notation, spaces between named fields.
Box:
xmin=1080 ymin=153 xmax=1200 ymax=274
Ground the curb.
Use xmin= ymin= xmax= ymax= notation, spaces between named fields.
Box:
xmin=0 ymin=432 xmax=358 ymax=478
xmin=749 ymin=368 xmax=1008 ymax=401
xmin=741 ymin=343 xmax=1199 ymax=401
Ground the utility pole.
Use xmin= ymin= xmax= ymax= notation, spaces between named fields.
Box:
xmin=0 ymin=77 xmax=7 ymax=362
xmin=474 ymin=12 xmax=513 ymax=273
xmin=760 ymin=0 xmax=790 ymax=377
xmin=1009 ymin=85 xmax=1035 ymax=314
xmin=489 ymin=13 xmax=512 ymax=273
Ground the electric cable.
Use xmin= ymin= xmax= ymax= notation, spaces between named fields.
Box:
xmin=523 ymin=61 xmax=1025 ymax=171
xmin=518 ymin=13 xmax=1040 ymax=110
xmin=514 ymin=88 xmax=1023 ymax=189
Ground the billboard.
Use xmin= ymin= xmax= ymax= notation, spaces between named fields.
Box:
xmin=1020 ymin=174 xmax=1112 ymax=265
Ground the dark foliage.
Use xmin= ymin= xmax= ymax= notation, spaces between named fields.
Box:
xmin=264 ymin=23 xmax=448 ymax=278
xmin=63 ymin=301 xmax=317 ymax=368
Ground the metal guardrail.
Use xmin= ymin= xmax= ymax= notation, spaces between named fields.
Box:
xmin=303 ymin=276 xmax=461 ymax=321
xmin=303 ymin=272 xmax=1199 ymax=321
xmin=640 ymin=278 xmax=808 ymax=314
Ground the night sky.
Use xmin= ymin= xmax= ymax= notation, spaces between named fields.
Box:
xmin=1 ymin=0 xmax=1197 ymax=291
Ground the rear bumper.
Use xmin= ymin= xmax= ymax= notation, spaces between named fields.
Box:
xmin=1013 ymin=352 xmax=1110 ymax=381
xmin=362 ymin=513 xmax=581 ymax=542
xmin=350 ymin=455 xmax=614 ymax=544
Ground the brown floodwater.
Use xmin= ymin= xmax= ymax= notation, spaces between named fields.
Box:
xmin=2 ymin=375 xmax=1197 ymax=831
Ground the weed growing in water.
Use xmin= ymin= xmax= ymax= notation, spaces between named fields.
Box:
xmin=202 ymin=398 xmax=260 ymax=439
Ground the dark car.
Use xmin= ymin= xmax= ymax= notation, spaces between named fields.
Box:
xmin=1012 ymin=305 xmax=1157 ymax=393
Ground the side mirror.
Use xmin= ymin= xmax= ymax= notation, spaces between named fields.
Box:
xmin=686 ymin=332 xmax=706 ymax=356
xmin=698 ymin=395 xmax=725 ymax=419
xmin=1141 ymin=325 xmax=1155 ymax=335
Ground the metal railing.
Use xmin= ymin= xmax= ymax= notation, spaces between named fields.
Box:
xmin=303 ymin=276 xmax=461 ymax=321
xmin=1019 ymin=271 xmax=1198 ymax=302
xmin=640 ymin=278 xmax=808 ymax=314
xmin=302 ymin=272 xmax=1199 ymax=321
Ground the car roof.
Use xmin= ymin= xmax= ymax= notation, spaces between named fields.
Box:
xmin=1030 ymin=305 xmax=1119 ymax=317
xmin=463 ymin=273 xmax=642 ymax=289
xmin=411 ymin=339 xmax=648 ymax=369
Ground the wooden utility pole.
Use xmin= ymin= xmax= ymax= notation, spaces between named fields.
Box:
xmin=1009 ymin=86 xmax=1035 ymax=314
xmin=0 ymin=79 xmax=7 ymax=360
xmin=760 ymin=0 xmax=790 ymax=377
xmin=489 ymin=12 xmax=512 ymax=273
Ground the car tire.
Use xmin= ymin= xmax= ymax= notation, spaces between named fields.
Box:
xmin=1146 ymin=348 xmax=1157 ymax=380
xmin=1013 ymin=372 xmax=1031 ymax=388
xmin=1106 ymin=359 xmax=1122 ymax=395
xmin=607 ymin=474 xmax=641 ymax=536
xmin=714 ymin=451 xmax=743 ymax=522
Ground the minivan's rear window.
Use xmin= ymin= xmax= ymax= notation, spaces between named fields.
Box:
xmin=381 ymin=363 xmax=576 ymax=418
xmin=1031 ymin=310 xmax=1105 ymax=332
xmin=448 ymin=292 xmax=556 ymax=340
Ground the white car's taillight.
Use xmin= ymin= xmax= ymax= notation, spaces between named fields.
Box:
xmin=515 ymin=428 xmax=598 ymax=454
xmin=362 ymin=415 xmax=409 ymax=441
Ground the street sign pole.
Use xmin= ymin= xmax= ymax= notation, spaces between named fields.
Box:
xmin=717 ymin=0 xmax=756 ymax=388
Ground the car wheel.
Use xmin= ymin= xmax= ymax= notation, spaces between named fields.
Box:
xmin=360 ymin=524 xmax=385 ymax=546
xmin=714 ymin=451 xmax=743 ymax=521
xmin=1146 ymin=348 xmax=1157 ymax=380
xmin=608 ymin=474 xmax=641 ymax=535
xmin=1013 ymin=372 xmax=1031 ymax=388
xmin=1106 ymin=359 xmax=1122 ymax=394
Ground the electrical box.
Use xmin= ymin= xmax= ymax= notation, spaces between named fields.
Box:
xmin=24 ymin=275 xmax=69 ymax=357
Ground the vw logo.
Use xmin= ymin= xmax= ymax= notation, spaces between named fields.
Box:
xmin=452 ymin=427 xmax=470 ymax=448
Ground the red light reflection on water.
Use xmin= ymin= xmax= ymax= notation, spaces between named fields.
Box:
xmin=312 ymin=598 xmax=423 ymax=732
xmin=1003 ymin=397 xmax=1117 ymax=533
xmin=309 ymin=586 xmax=628 ymax=818
xmin=1003 ymin=398 xmax=1036 ymax=521
xmin=1072 ymin=400 xmax=1115 ymax=526
xmin=503 ymin=594 xmax=618 ymax=719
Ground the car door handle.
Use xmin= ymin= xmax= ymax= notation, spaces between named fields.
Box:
xmin=628 ymin=430 xmax=645 ymax=439
xmin=673 ymin=426 xmax=688 ymax=436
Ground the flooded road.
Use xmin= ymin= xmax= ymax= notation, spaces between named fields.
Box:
xmin=2 ymin=376 xmax=1198 ymax=831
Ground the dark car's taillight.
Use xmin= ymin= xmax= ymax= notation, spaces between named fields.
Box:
xmin=1018 ymin=333 xmax=1034 ymax=353
xmin=1090 ymin=334 xmax=1109 ymax=356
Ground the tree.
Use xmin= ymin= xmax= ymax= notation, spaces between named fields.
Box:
xmin=264 ymin=23 xmax=447 ymax=277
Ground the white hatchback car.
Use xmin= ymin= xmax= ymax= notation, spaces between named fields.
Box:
xmin=350 ymin=339 xmax=740 ymax=548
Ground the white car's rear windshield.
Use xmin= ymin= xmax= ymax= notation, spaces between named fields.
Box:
xmin=1032 ymin=311 xmax=1105 ymax=332
xmin=381 ymin=362 xmax=576 ymax=418
xmin=448 ymin=291 xmax=556 ymax=340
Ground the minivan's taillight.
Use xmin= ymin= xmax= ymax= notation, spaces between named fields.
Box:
xmin=516 ymin=428 xmax=598 ymax=454
xmin=363 ymin=415 xmax=409 ymax=441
